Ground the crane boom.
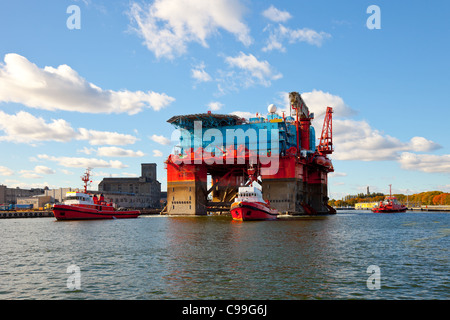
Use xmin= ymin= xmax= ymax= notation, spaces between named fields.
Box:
xmin=318 ymin=107 xmax=333 ymax=155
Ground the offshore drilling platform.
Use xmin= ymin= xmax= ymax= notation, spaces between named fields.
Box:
xmin=165 ymin=92 xmax=336 ymax=215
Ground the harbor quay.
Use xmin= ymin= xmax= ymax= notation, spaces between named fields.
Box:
xmin=0 ymin=163 xmax=163 ymax=219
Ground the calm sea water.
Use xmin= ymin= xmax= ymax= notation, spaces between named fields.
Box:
xmin=0 ymin=211 xmax=448 ymax=300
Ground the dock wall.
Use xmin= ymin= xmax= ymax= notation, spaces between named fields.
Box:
xmin=0 ymin=211 xmax=54 ymax=219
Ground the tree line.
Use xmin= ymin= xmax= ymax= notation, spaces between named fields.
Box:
xmin=329 ymin=191 xmax=450 ymax=207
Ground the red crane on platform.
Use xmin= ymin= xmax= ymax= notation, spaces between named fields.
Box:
xmin=318 ymin=107 xmax=333 ymax=155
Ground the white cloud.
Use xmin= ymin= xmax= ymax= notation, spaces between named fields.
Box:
xmin=0 ymin=110 xmax=75 ymax=143
xmin=34 ymin=165 xmax=56 ymax=175
xmin=262 ymin=32 xmax=285 ymax=52
xmin=2 ymin=179 xmax=53 ymax=189
xmin=77 ymin=128 xmax=138 ymax=146
xmin=0 ymin=110 xmax=139 ymax=146
xmin=18 ymin=166 xmax=55 ymax=179
xmin=191 ymin=62 xmax=212 ymax=83
xmin=38 ymin=154 xmax=128 ymax=169
xmin=0 ymin=53 xmax=174 ymax=115
xmin=332 ymin=119 xmax=407 ymax=161
xmin=275 ymin=90 xmax=442 ymax=164
xmin=332 ymin=119 xmax=441 ymax=162
xmin=408 ymin=136 xmax=441 ymax=152
xmin=129 ymin=0 xmax=251 ymax=59
xmin=287 ymin=26 xmax=331 ymax=46
xmin=77 ymin=146 xmax=144 ymax=157
xmin=91 ymin=170 xmax=112 ymax=177
xmin=436 ymin=184 xmax=450 ymax=193
xmin=60 ymin=169 xmax=74 ymax=175
xmin=0 ymin=166 xmax=14 ymax=176
xmin=119 ymin=172 xmax=139 ymax=177
xmin=301 ymin=90 xmax=357 ymax=119
xmin=92 ymin=171 xmax=138 ymax=178
xmin=276 ymin=90 xmax=356 ymax=122
xmin=230 ymin=111 xmax=255 ymax=119
xmin=19 ymin=171 xmax=43 ymax=179
xmin=208 ymin=101 xmax=223 ymax=111
xmin=263 ymin=24 xmax=331 ymax=52
xmin=262 ymin=5 xmax=292 ymax=23
xmin=224 ymin=52 xmax=282 ymax=88
xmin=150 ymin=134 xmax=171 ymax=145
xmin=329 ymin=172 xmax=347 ymax=178
xmin=78 ymin=147 xmax=96 ymax=155
xmin=152 ymin=149 xmax=164 ymax=157
xmin=398 ymin=153 xmax=450 ymax=173
xmin=96 ymin=146 xmax=145 ymax=157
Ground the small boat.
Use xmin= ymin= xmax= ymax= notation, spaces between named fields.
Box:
xmin=372 ymin=185 xmax=407 ymax=213
xmin=53 ymin=169 xmax=140 ymax=220
xmin=230 ymin=186 xmax=278 ymax=221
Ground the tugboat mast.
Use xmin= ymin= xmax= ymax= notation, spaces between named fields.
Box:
xmin=81 ymin=168 xmax=92 ymax=193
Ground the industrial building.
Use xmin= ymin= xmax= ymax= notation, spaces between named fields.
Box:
xmin=17 ymin=195 xmax=52 ymax=210
xmin=98 ymin=163 xmax=161 ymax=209
xmin=44 ymin=187 xmax=81 ymax=203
xmin=0 ymin=185 xmax=45 ymax=204
xmin=355 ymin=202 xmax=378 ymax=210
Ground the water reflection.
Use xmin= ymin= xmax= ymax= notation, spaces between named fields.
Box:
xmin=161 ymin=215 xmax=343 ymax=299
xmin=0 ymin=212 xmax=448 ymax=299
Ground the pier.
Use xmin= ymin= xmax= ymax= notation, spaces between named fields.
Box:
xmin=0 ymin=210 xmax=54 ymax=219
xmin=407 ymin=205 xmax=450 ymax=212
xmin=334 ymin=206 xmax=450 ymax=212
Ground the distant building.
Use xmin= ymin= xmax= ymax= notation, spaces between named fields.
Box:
xmin=0 ymin=185 xmax=5 ymax=204
xmin=0 ymin=184 xmax=45 ymax=204
xmin=44 ymin=187 xmax=81 ymax=203
xmin=355 ymin=202 xmax=378 ymax=210
xmin=17 ymin=195 xmax=52 ymax=209
xmin=98 ymin=163 xmax=161 ymax=209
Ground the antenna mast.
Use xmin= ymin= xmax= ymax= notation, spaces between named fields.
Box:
xmin=81 ymin=168 xmax=92 ymax=193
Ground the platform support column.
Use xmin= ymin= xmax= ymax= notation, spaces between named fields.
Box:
xmin=167 ymin=164 xmax=207 ymax=215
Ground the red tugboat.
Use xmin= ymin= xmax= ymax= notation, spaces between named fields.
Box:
xmin=230 ymin=186 xmax=278 ymax=221
xmin=230 ymin=164 xmax=278 ymax=221
xmin=372 ymin=185 xmax=407 ymax=213
xmin=53 ymin=169 xmax=140 ymax=220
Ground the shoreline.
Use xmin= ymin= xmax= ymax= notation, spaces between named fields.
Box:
xmin=335 ymin=205 xmax=450 ymax=212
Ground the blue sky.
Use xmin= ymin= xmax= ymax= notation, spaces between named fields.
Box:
xmin=0 ymin=0 xmax=449 ymax=200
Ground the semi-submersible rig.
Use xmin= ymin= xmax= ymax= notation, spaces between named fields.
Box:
xmin=165 ymin=92 xmax=335 ymax=215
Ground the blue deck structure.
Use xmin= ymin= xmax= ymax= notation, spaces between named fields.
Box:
xmin=167 ymin=111 xmax=316 ymax=157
